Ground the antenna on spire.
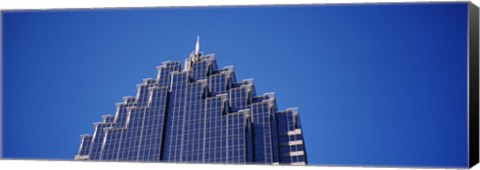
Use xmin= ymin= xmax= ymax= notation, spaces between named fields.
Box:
xmin=195 ymin=35 xmax=200 ymax=55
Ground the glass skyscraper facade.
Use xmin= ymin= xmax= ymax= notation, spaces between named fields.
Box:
xmin=75 ymin=39 xmax=308 ymax=165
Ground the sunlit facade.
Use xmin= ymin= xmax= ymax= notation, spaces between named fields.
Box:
xmin=75 ymin=38 xmax=308 ymax=165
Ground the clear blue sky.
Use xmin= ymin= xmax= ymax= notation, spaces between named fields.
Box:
xmin=3 ymin=2 xmax=470 ymax=168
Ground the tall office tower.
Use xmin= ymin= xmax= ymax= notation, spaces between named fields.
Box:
xmin=75 ymin=37 xmax=308 ymax=165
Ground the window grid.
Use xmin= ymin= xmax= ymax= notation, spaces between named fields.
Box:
xmin=76 ymin=54 xmax=306 ymax=165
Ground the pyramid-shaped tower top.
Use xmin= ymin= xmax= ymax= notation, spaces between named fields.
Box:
xmin=75 ymin=37 xmax=307 ymax=165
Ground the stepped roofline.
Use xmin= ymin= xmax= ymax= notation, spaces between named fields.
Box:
xmin=76 ymin=37 xmax=306 ymax=165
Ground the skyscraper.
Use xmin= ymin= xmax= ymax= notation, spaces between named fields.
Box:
xmin=75 ymin=37 xmax=308 ymax=165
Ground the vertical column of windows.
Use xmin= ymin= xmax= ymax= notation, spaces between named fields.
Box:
xmin=276 ymin=110 xmax=307 ymax=165
xmin=192 ymin=61 xmax=206 ymax=81
xmin=203 ymin=96 xmax=224 ymax=163
xmin=114 ymin=102 xmax=136 ymax=128
xmin=77 ymin=135 xmax=93 ymax=156
xmin=101 ymin=129 xmax=123 ymax=161
xmin=251 ymin=102 xmax=274 ymax=164
xmin=158 ymin=62 xmax=181 ymax=88
xmin=209 ymin=73 xmax=227 ymax=96
xmin=230 ymin=87 xmax=248 ymax=112
xmin=144 ymin=87 xmax=168 ymax=161
xmin=88 ymin=123 xmax=112 ymax=160
xmin=225 ymin=113 xmax=247 ymax=163
xmin=163 ymin=72 xmax=188 ymax=162
xmin=181 ymin=82 xmax=206 ymax=162
xmin=133 ymin=107 xmax=146 ymax=161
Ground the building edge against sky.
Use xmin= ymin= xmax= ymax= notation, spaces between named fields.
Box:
xmin=75 ymin=37 xmax=308 ymax=165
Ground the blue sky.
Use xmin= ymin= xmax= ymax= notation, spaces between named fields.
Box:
xmin=2 ymin=2 xmax=470 ymax=167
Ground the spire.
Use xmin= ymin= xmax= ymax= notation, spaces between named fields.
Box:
xmin=186 ymin=36 xmax=201 ymax=71
xmin=195 ymin=35 xmax=200 ymax=55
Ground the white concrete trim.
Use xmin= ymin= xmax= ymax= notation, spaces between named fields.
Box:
xmin=287 ymin=129 xmax=302 ymax=136
xmin=291 ymin=162 xmax=306 ymax=166
xmin=280 ymin=140 xmax=304 ymax=146
xmin=289 ymin=151 xmax=304 ymax=156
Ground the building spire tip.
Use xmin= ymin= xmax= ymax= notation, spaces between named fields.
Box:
xmin=195 ymin=36 xmax=200 ymax=55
